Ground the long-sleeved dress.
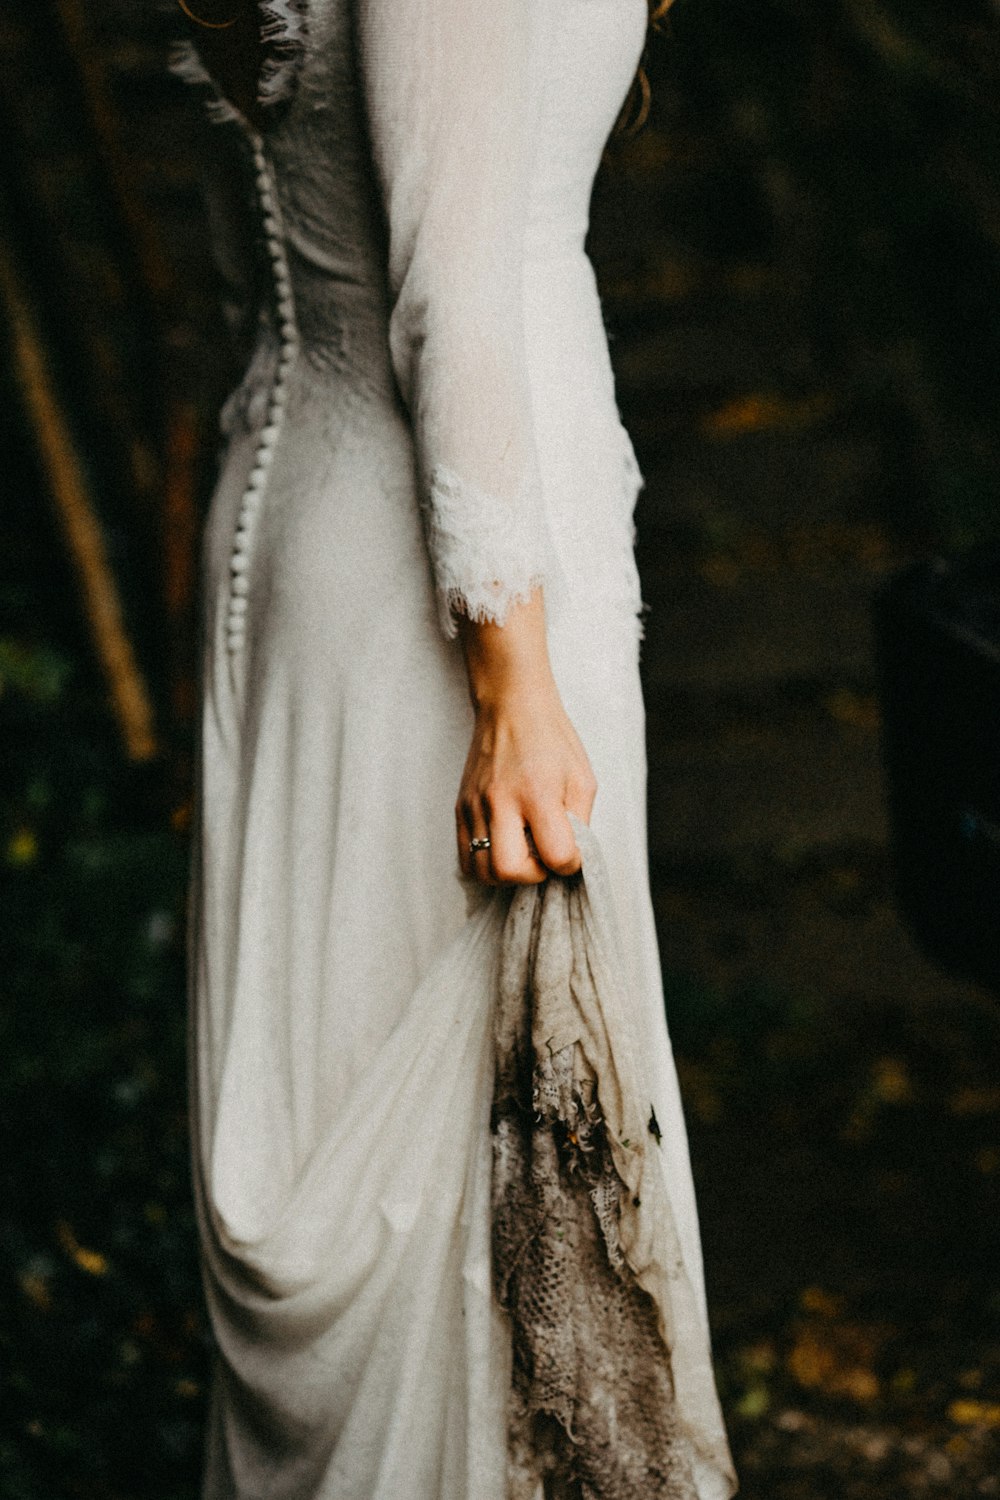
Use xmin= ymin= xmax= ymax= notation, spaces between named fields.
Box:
xmin=177 ymin=1 xmax=735 ymax=1496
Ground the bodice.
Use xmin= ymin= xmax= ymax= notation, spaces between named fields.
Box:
xmin=176 ymin=0 xmax=650 ymax=647
xmin=184 ymin=0 xmax=646 ymax=386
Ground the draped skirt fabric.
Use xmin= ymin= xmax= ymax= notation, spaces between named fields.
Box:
xmin=187 ymin=349 xmax=733 ymax=1498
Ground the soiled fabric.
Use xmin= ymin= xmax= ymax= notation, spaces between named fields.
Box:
xmin=178 ymin=0 xmax=736 ymax=1496
xmin=494 ymin=823 xmax=731 ymax=1499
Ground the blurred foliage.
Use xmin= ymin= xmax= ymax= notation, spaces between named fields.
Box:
xmin=633 ymin=0 xmax=1000 ymax=550
xmin=0 ymin=627 xmax=203 ymax=1500
xmin=0 ymin=389 xmax=203 ymax=1496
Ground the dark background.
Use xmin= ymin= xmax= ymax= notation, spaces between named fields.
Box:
xmin=2 ymin=0 xmax=1000 ymax=1494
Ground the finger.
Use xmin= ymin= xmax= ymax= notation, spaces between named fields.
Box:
xmin=565 ymin=769 xmax=598 ymax=825
xmin=525 ymin=802 xmax=580 ymax=876
xmin=455 ymin=805 xmax=472 ymax=880
xmin=462 ymin=802 xmax=496 ymax=885
xmin=489 ymin=805 xmax=546 ymax=885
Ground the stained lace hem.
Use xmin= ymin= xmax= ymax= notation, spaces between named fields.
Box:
xmin=492 ymin=831 xmax=738 ymax=1500
xmin=423 ymin=464 xmax=558 ymax=639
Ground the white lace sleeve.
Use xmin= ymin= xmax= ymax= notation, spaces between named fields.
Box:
xmin=357 ymin=0 xmax=555 ymax=637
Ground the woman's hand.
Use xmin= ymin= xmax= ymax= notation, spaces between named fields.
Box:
xmin=455 ymin=590 xmax=597 ymax=884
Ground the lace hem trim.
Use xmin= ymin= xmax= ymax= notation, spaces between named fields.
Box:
xmin=423 ymin=464 xmax=556 ymax=639
xmin=493 ymin=832 xmax=738 ymax=1499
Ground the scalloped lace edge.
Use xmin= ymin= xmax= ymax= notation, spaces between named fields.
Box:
xmin=423 ymin=464 xmax=558 ymax=639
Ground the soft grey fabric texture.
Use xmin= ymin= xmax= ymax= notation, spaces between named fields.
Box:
xmin=494 ymin=823 xmax=732 ymax=1498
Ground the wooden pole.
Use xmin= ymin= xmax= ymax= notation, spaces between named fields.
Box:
xmin=0 ymin=240 xmax=158 ymax=763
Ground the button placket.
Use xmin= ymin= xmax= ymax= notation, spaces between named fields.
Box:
xmin=225 ymin=134 xmax=299 ymax=656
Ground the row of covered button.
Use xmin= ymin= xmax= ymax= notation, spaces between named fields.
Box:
xmin=226 ymin=134 xmax=299 ymax=655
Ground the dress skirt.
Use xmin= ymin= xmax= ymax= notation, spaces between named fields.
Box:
xmin=187 ymin=276 xmax=719 ymax=1500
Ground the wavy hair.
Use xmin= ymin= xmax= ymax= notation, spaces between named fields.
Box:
xmin=618 ymin=0 xmax=674 ymax=134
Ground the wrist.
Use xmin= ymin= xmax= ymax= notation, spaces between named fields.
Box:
xmin=458 ymin=590 xmax=556 ymax=710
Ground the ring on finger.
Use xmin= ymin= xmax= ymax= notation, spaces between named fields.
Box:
xmin=469 ymin=836 xmax=491 ymax=855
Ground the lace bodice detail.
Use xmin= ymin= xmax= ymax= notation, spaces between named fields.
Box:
xmin=175 ymin=0 xmax=648 ymax=637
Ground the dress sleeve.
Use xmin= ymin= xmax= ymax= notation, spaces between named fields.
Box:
xmin=357 ymin=0 xmax=555 ymax=637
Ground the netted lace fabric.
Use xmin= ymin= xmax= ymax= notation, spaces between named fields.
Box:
xmin=493 ymin=825 xmax=732 ymax=1499
xmin=423 ymin=465 xmax=558 ymax=638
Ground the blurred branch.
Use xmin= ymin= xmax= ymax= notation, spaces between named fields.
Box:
xmin=842 ymin=0 xmax=944 ymax=80
xmin=0 ymin=240 xmax=158 ymax=763
xmin=842 ymin=0 xmax=989 ymax=111
xmin=55 ymin=0 xmax=175 ymax=309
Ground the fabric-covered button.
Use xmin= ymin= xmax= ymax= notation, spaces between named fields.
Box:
xmin=224 ymin=140 xmax=295 ymax=651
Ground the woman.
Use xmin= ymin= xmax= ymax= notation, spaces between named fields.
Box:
xmin=175 ymin=0 xmax=735 ymax=1495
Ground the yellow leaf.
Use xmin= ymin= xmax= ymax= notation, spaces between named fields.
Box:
xmin=948 ymin=1400 xmax=1000 ymax=1428
xmin=871 ymin=1057 xmax=912 ymax=1105
xmin=7 ymin=828 xmax=37 ymax=865
xmin=735 ymin=1382 xmax=770 ymax=1419
xmin=787 ymin=1317 xmax=884 ymax=1402
xmin=700 ymin=392 xmax=831 ymax=439
xmin=950 ymin=1087 xmax=1000 ymax=1117
xmin=19 ymin=1273 xmax=53 ymax=1311
xmin=800 ymin=1287 xmax=845 ymax=1318
xmin=56 ymin=1220 xmax=109 ymax=1277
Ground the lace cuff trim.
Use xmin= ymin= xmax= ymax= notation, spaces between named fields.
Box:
xmin=422 ymin=465 xmax=556 ymax=639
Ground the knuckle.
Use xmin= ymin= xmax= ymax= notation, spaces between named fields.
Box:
xmin=544 ymin=836 xmax=579 ymax=874
xmin=569 ymin=770 xmax=597 ymax=802
xmin=481 ymin=783 xmax=503 ymax=817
